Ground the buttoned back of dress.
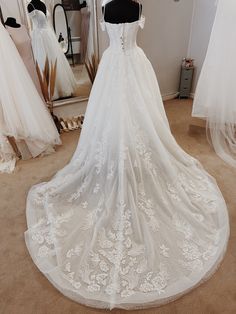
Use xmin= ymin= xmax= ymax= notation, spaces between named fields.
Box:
xmin=29 ymin=9 xmax=49 ymax=30
xmin=100 ymin=7 xmax=145 ymax=55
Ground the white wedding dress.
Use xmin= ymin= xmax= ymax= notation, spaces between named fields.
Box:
xmin=0 ymin=23 xmax=61 ymax=173
xmin=25 ymin=10 xmax=230 ymax=310
xmin=29 ymin=7 xmax=77 ymax=100
xmin=192 ymin=0 xmax=236 ymax=168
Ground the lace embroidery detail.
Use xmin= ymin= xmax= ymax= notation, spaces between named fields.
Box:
xmin=31 ymin=209 xmax=74 ymax=258
xmin=66 ymin=244 xmax=83 ymax=258
xmin=62 ymin=244 xmax=84 ymax=290
xmin=134 ymin=124 xmax=158 ymax=176
xmin=138 ymin=184 xmax=160 ymax=232
xmin=33 ymin=172 xmax=76 ymax=204
xmin=82 ymin=196 xmax=104 ymax=230
xmin=107 ymin=161 xmax=115 ymax=179
xmin=95 ymin=133 xmax=108 ymax=174
xmin=178 ymin=240 xmax=218 ymax=272
xmin=93 ymin=183 xmax=100 ymax=194
xmin=160 ymin=245 xmax=170 ymax=258
xmin=193 ymin=213 xmax=204 ymax=222
xmin=119 ymin=143 xmax=128 ymax=166
xmin=173 ymin=214 xmax=193 ymax=240
xmin=167 ymin=183 xmax=181 ymax=202
xmin=68 ymin=176 xmax=89 ymax=202
xmin=139 ymin=264 xmax=169 ymax=294
xmin=178 ymin=173 xmax=218 ymax=212
xmin=165 ymin=172 xmax=219 ymax=215
xmin=173 ymin=214 xmax=218 ymax=272
xmin=62 ymin=199 xmax=169 ymax=297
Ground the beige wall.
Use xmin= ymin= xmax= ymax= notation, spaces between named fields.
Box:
xmin=97 ymin=0 xmax=194 ymax=98
xmin=0 ymin=0 xmax=23 ymax=23
xmin=1 ymin=0 xmax=217 ymax=97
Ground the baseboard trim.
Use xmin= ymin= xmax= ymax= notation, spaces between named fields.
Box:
xmin=54 ymin=91 xmax=183 ymax=109
xmin=54 ymin=96 xmax=89 ymax=107
xmin=162 ymin=92 xmax=179 ymax=101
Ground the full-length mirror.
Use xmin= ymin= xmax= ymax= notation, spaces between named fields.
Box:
xmin=53 ymin=4 xmax=69 ymax=54
xmin=20 ymin=0 xmax=99 ymax=103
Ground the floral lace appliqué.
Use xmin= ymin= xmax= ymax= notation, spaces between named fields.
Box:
xmin=62 ymin=199 xmax=169 ymax=298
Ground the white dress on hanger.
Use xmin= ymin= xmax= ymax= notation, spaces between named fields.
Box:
xmin=0 ymin=23 xmax=61 ymax=173
xmin=192 ymin=0 xmax=236 ymax=167
xmin=25 ymin=8 xmax=229 ymax=310
xmin=29 ymin=7 xmax=77 ymax=100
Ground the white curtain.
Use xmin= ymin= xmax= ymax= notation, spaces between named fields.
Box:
xmin=192 ymin=0 xmax=236 ymax=168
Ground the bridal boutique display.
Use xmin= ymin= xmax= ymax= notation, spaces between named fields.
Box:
xmin=6 ymin=24 xmax=43 ymax=99
xmin=0 ymin=22 xmax=61 ymax=173
xmin=25 ymin=2 xmax=229 ymax=310
xmin=28 ymin=3 xmax=77 ymax=100
xmin=192 ymin=0 xmax=236 ymax=168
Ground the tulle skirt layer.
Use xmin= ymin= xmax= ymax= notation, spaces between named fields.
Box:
xmin=31 ymin=27 xmax=77 ymax=100
xmin=192 ymin=0 xmax=236 ymax=167
xmin=25 ymin=47 xmax=229 ymax=309
xmin=0 ymin=24 xmax=61 ymax=172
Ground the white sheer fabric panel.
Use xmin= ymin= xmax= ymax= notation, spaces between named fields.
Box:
xmin=193 ymin=0 xmax=236 ymax=167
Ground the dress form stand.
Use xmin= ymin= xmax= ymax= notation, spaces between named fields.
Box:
xmin=27 ymin=0 xmax=47 ymax=15
xmin=4 ymin=17 xmax=21 ymax=28
xmin=102 ymin=0 xmax=142 ymax=23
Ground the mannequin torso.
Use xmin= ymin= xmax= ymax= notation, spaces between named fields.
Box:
xmin=102 ymin=0 xmax=142 ymax=24
xmin=28 ymin=0 xmax=47 ymax=15
xmin=80 ymin=1 xmax=87 ymax=9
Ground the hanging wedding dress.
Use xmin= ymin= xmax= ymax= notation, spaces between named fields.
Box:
xmin=25 ymin=4 xmax=229 ymax=310
xmin=6 ymin=24 xmax=43 ymax=99
xmin=0 ymin=23 xmax=61 ymax=173
xmin=192 ymin=0 xmax=236 ymax=168
xmin=28 ymin=6 xmax=77 ymax=100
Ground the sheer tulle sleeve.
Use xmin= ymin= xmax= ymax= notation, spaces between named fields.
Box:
xmin=100 ymin=20 xmax=106 ymax=31
xmin=139 ymin=16 xmax=145 ymax=29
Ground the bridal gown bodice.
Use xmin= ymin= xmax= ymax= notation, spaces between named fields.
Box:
xmin=29 ymin=9 xmax=49 ymax=30
xmin=29 ymin=9 xmax=77 ymax=100
xmin=101 ymin=17 xmax=145 ymax=54
xmin=25 ymin=14 xmax=229 ymax=310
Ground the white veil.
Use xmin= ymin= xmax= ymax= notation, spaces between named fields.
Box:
xmin=192 ymin=0 xmax=236 ymax=167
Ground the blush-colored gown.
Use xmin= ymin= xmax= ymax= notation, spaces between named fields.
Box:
xmin=6 ymin=24 xmax=43 ymax=99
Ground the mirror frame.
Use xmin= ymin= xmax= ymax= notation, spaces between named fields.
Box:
xmin=0 ymin=5 xmax=4 ymax=25
xmin=19 ymin=0 xmax=100 ymax=105
xmin=53 ymin=4 xmax=70 ymax=55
